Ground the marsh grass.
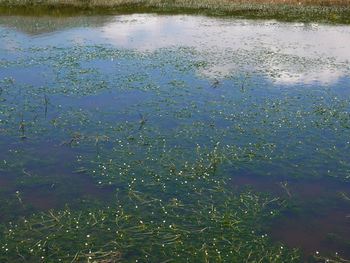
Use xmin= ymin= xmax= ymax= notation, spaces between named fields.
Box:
xmin=1 ymin=0 xmax=350 ymax=24
xmin=1 ymin=0 xmax=350 ymax=7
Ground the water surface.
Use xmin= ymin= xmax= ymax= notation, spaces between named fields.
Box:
xmin=0 ymin=14 xmax=349 ymax=262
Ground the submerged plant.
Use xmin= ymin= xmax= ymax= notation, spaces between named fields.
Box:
xmin=0 ymin=14 xmax=349 ymax=262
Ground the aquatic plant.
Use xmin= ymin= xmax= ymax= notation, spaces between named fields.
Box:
xmin=0 ymin=17 xmax=349 ymax=262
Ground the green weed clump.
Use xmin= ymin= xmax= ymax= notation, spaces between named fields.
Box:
xmin=0 ymin=188 xmax=301 ymax=262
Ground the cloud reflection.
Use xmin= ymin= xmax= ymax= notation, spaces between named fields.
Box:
xmin=100 ymin=14 xmax=350 ymax=85
xmin=1 ymin=14 xmax=349 ymax=85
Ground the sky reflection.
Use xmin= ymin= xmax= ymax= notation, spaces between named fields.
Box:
xmin=1 ymin=14 xmax=350 ymax=85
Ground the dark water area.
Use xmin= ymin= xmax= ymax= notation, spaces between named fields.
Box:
xmin=0 ymin=13 xmax=349 ymax=262
xmin=232 ymin=173 xmax=350 ymax=258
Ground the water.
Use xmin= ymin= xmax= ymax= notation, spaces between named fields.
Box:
xmin=0 ymin=13 xmax=349 ymax=262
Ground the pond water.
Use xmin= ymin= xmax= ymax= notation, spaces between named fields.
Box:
xmin=0 ymin=13 xmax=349 ymax=262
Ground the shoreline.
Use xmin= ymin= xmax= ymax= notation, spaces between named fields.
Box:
xmin=1 ymin=0 xmax=350 ymax=24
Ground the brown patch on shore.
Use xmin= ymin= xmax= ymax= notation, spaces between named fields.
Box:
xmin=226 ymin=0 xmax=350 ymax=7
xmin=0 ymin=0 xmax=349 ymax=9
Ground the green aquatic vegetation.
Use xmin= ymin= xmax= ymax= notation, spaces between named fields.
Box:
xmin=18 ymin=117 xmax=27 ymax=139
xmin=0 ymin=193 xmax=34 ymax=222
xmin=0 ymin=22 xmax=350 ymax=261
xmin=313 ymin=254 xmax=350 ymax=263
xmin=43 ymin=94 xmax=49 ymax=118
xmin=0 ymin=188 xmax=301 ymax=262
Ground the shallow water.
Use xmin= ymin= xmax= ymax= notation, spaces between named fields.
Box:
xmin=0 ymin=14 xmax=350 ymax=262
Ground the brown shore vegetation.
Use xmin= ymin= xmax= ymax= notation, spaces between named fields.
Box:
xmin=0 ymin=0 xmax=350 ymax=24
xmin=0 ymin=0 xmax=349 ymax=8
